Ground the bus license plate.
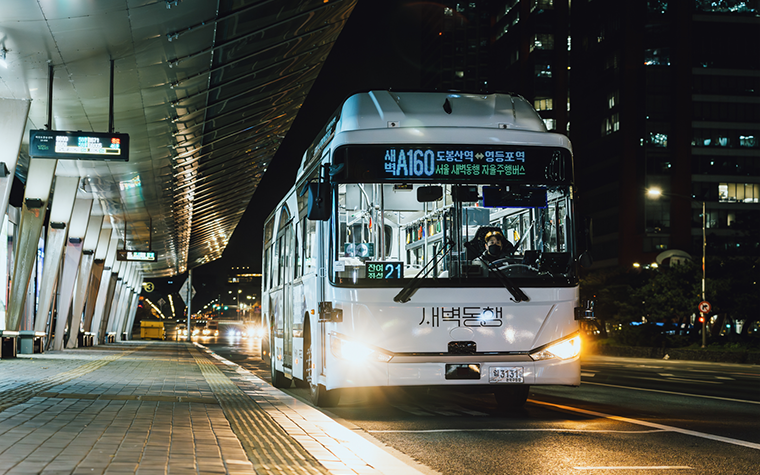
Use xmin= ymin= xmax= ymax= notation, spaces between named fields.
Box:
xmin=489 ymin=367 xmax=524 ymax=383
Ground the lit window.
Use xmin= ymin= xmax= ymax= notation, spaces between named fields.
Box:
xmin=648 ymin=132 xmax=668 ymax=147
xmin=534 ymin=98 xmax=553 ymax=110
xmin=543 ymin=118 xmax=556 ymax=130
xmin=608 ymin=91 xmax=619 ymax=109
xmin=535 ymin=64 xmax=552 ymax=77
xmin=719 ymin=183 xmax=760 ymax=203
xmin=531 ymin=33 xmax=554 ymax=52
xmin=602 ymin=114 xmax=620 ymax=136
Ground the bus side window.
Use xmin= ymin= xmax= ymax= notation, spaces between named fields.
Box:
xmin=294 ymin=221 xmax=302 ymax=278
xmin=303 ymin=218 xmax=317 ymax=275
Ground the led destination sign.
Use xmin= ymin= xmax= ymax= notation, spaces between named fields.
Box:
xmin=334 ymin=144 xmax=570 ymax=184
xmin=30 ymin=130 xmax=130 ymax=161
xmin=116 ymin=250 xmax=156 ymax=262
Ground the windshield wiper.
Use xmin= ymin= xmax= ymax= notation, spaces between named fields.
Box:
xmin=483 ymin=259 xmax=530 ymax=302
xmin=394 ymin=239 xmax=454 ymax=304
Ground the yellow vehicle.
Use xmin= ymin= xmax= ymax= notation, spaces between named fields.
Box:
xmin=140 ymin=320 xmax=166 ymax=340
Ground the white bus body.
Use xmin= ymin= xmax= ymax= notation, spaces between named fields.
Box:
xmin=261 ymin=91 xmax=589 ymax=407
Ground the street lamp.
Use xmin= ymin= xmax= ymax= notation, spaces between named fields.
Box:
xmin=646 ymin=187 xmax=707 ymax=348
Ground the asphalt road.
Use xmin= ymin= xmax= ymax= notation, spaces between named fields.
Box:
xmin=197 ymin=334 xmax=760 ymax=475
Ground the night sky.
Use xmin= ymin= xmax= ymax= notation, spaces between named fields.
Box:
xmin=184 ymin=0 xmax=424 ymax=303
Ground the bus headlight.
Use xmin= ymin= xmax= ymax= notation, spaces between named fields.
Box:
xmin=330 ymin=335 xmax=392 ymax=363
xmin=530 ymin=335 xmax=581 ymax=361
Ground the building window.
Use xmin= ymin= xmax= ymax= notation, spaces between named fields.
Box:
xmin=695 ymin=0 xmax=757 ymax=13
xmin=535 ymin=63 xmax=552 ymax=77
xmin=644 ymin=48 xmax=671 ymax=66
xmin=543 ymin=118 xmax=556 ymax=130
xmin=531 ymin=33 xmax=554 ymax=51
xmin=719 ymin=183 xmax=760 ymax=203
xmin=602 ymin=114 xmax=620 ymax=136
xmin=740 ymin=135 xmax=757 ymax=147
xmin=608 ymin=91 xmax=619 ymax=109
xmin=534 ymin=98 xmax=553 ymax=110
xmin=647 ymin=132 xmax=668 ymax=147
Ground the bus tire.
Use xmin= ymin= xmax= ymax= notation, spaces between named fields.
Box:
xmin=494 ymin=385 xmax=530 ymax=408
xmin=310 ymin=383 xmax=341 ymax=407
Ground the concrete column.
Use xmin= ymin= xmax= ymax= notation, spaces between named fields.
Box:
xmin=124 ymin=281 xmax=142 ymax=340
xmin=0 ymin=99 xmax=31 ymax=223
xmin=117 ymin=265 xmax=137 ymax=340
xmin=6 ymin=158 xmax=57 ymax=332
xmin=51 ymin=199 xmax=92 ymax=350
xmin=89 ymin=233 xmax=118 ymax=343
xmin=34 ymin=176 xmax=80 ymax=335
xmin=65 ymin=214 xmax=103 ymax=348
xmin=124 ymin=272 xmax=143 ymax=338
xmin=104 ymin=257 xmax=124 ymax=338
xmin=82 ymin=226 xmax=111 ymax=333
xmin=112 ymin=261 xmax=133 ymax=342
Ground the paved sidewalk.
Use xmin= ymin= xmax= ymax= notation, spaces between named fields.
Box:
xmin=0 ymin=342 xmax=335 ymax=475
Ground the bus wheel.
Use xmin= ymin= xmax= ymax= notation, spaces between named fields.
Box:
xmin=494 ymin=385 xmax=530 ymax=408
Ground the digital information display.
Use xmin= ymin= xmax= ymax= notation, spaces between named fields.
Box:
xmin=30 ymin=129 xmax=130 ymax=161
xmin=366 ymin=261 xmax=403 ymax=280
xmin=334 ymin=144 xmax=570 ymax=184
xmin=117 ymin=250 xmax=157 ymax=262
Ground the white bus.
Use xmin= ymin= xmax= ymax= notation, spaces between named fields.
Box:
xmin=261 ymin=91 xmax=593 ymax=407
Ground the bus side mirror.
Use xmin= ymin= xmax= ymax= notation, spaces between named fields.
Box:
xmin=307 ymin=182 xmax=331 ymax=221
xmin=578 ymin=251 xmax=593 ymax=268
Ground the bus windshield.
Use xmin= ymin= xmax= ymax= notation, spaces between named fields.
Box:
xmin=331 ymin=182 xmax=576 ymax=288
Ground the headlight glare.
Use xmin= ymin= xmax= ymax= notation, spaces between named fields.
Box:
xmin=530 ymin=335 xmax=581 ymax=361
xmin=330 ymin=335 xmax=391 ymax=363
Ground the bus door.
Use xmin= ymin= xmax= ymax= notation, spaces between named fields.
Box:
xmin=280 ymin=221 xmax=294 ymax=372
xmin=319 ymin=219 xmax=329 ymax=376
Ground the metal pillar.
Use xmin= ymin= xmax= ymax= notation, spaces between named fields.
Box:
xmin=66 ymin=215 xmax=103 ymax=348
xmin=89 ymin=232 xmax=118 ymax=343
xmin=0 ymin=98 xmax=31 ymax=222
xmin=51 ymin=199 xmax=92 ymax=350
xmin=6 ymin=159 xmax=57 ymax=332
xmin=33 ymin=176 xmax=80 ymax=336
xmin=112 ymin=262 xmax=131 ymax=342
xmin=82 ymin=226 xmax=111 ymax=335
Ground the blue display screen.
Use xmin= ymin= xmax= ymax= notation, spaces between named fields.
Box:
xmin=30 ymin=129 xmax=130 ymax=161
xmin=366 ymin=261 xmax=403 ymax=280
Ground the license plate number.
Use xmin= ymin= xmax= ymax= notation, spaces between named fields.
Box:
xmin=489 ymin=367 xmax=524 ymax=383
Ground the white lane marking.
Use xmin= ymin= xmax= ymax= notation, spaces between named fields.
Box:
xmin=368 ymin=428 xmax=667 ymax=434
xmin=573 ymin=467 xmax=692 ymax=471
xmin=582 ymin=380 xmax=760 ymax=405
xmin=637 ymin=376 xmax=722 ymax=385
xmin=658 ymin=373 xmax=675 ymax=377
xmin=580 ymin=372 xmax=595 ymax=377
xmin=529 ymin=399 xmax=760 ymax=451
xmin=715 ymin=376 xmax=735 ymax=380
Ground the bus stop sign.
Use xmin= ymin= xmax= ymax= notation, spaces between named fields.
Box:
xmin=698 ymin=301 xmax=711 ymax=314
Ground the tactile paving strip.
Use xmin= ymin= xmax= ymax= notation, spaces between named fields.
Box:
xmin=189 ymin=346 xmax=332 ymax=475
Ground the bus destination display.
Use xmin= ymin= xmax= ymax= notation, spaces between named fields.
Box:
xmin=30 ymin=130 xmax=130 ymax=161
xmin=335 ymin=144 xmax=570 ymax=184
xmin=366 ymin=261 xmax=403 ymax=280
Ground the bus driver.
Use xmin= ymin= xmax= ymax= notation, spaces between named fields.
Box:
xmin=480 ymin=229 xmax=513 ymax=264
